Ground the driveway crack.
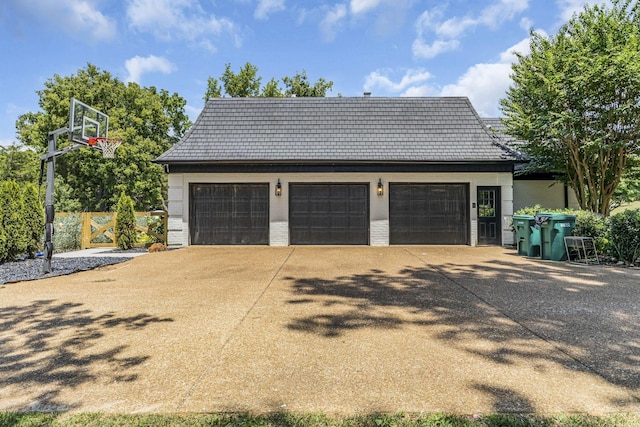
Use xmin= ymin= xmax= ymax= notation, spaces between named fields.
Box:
xmin=175 ymin=247 xmax=296 ymax=411
xmin=402 ymin=247 xmax=630 ymax=397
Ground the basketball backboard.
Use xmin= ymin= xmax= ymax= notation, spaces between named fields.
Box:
xmin=69 ymin=98 xmax=108 ymax=144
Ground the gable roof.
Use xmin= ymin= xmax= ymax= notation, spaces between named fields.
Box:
xmin=156 ymin=97 xmax=519 ymax=164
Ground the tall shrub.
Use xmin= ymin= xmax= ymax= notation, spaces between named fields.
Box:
xmin=115 ymin=193 xmax=136 ymax=250
xmin=0 ymin=180 xmax=27 ymax=261
xmin=0 ymin=204 xmax=6 ymax=262
xmin=609 ymin=209 xmax=640 ymax=265
xmin=572 ymin=210 xmax=609 ymax=254
xmin=22 ymin=183 xmax=44 ymax=258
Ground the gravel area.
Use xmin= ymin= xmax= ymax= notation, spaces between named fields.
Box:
xmin=0 ymin=256 xmax=131 ymax=285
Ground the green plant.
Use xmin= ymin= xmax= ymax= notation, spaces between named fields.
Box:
xmin=513 ymin=205 xmax=573 ymax=216
xmin=53 ymin=214 xmax=82 ymax=251
xmin=609 ymin=209 xmax=640 ymax=265
xmin=0 ymin=180 xmax=27 ymax=261
xmin=513 ymin=204 xmax=544 ymax=216
xmin=22 ymin=183 xmax=44 ymax=258
xmin=2 ymin=412 xmax=640 ymax=427
xmin=115 ymin=193 xmax=136 ymax=250
xmin=572 ymin=210 xmax=610 ymax=254
xmin=0 ymin=211 xmax=6 ymax=262
xmin=146 ymin=214 xmax=165 ymax=243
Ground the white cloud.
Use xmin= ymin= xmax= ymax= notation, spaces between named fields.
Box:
xmin=295 ymin=8 xmax=311 ymax=25
xmin=479 ymin=0 xmax=529 ymax=28
xmin=69 ymin=0 xmax=116 ymax=40
xmin=440 ymin=63 xmax=512 ymax=117
xmin=520 ymin=17 xmax=533 ymax=30
xmin=7 ymin=0 xmax=116 ymax=41
xmin=364 ymin=68 xmax=434 ymax=95
xmin=435 ymin=16 xmax=477 ymax=39
xmin=412 ymin=38 xmax=459 ymax=59
xmin=350 ymin=0 xmax=383 ymax=15
xmin=126 ymin=0 xmax=240 ymax=49
xmin=414 ymin=6 xmax=446 ymax=36
xmin=299 ymin=0 xmax=410 ymax=42
xmin=320 ymin=4 xmax=347 ymax=42
xmin=556 ymin=0 xmax=610 ymax=21
xmin=401 ymin=85 xmax=436 ymax=97
xmin=369 ymin=36 xmax=535 ymax=116
xmin=440 ymin=37 xmax=532 ymax=117
xmin=498 ymin=36 xmax=534 ymax=62
xmin=124 ymin=55 xmax=176 ymax=84
xmin=413 ymin=0 xmax=529 ymax=59
xmin=255 ymin=0 xmax=286 ymax=20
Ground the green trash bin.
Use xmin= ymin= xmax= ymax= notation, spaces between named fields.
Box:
xmin=537 ymin=212 xmax=576 ymax=261
xmin=513 ymin=215 xmax=540 ymax=257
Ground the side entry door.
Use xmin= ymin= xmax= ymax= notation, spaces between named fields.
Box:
xmin=477 ymin=186 xmax=501 ymax=246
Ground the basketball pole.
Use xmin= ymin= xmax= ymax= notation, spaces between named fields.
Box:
xmin=40 ymin=128 xmax=90 ymax=274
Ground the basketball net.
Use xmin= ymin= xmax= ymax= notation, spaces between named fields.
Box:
xmin=88 ymin=137 xmax=122 ymax=158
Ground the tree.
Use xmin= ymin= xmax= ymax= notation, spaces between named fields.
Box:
xmin=22 ymin=182 xmax=44 ymax=258
xmin=0 ymin=143 xmax=39 ymax=185
xmin=16 ymin=64 xmax=192 ymax=212
xmin=221 ymin=62 xmax=262 ymax=97
xmin=282 ymin=70 xmax=333 ymax=97
xmin=53 ymin=175 xmax=82 ymax=212
xmin=115 ymin=192 xmax=137 ymax=250
xmin=204 ymin=76 xmax=222 ymax=101
xmin=500 ymin=0 xmax=640 ymax=216
xmin=204 ymin=63 xmax=333 ymax=101
xmin=262 ymin=78 xmax=284 ymax=98
xmin=0 ymin=218 xmax=6 ymax=262
xmin=0 ymin=180 xmax=27 ymax=261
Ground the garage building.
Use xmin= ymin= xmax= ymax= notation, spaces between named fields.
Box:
xmin=155 ymin=97 xmax=520 ymax=247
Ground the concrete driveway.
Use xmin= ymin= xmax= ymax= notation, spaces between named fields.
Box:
xmin=0 ymin=246 xmax=638 ymax=414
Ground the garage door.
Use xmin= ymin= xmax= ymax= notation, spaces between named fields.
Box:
xmin=390 ymin=183 xmax=469 ymax=245
xmin=290 ymin=184 xmax=369 ymax=245
xmin=189 ymin=183 xmax=269 ymax=245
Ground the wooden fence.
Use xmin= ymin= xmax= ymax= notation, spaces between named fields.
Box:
xmin=56 ymin=211 xmax=167 ymax=249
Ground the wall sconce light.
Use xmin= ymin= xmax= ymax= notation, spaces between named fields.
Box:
xmin=275 ymin=179 xmax=282 ymax=197
xmin=377 ymin=178 xmax=384 ymax=196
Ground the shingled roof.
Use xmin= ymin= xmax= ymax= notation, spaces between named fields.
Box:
xmin=156 ymin=97 xmax=519 ymax=164
xmin=483 ymin=118 xmax=522 ymax=146
xmin=483 ymin=118 xmax=531 ymax=173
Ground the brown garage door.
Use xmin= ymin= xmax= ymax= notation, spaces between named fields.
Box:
xmin=189 ymin=183 xmax=269 ymax=245
xmin=390 ymin=183 xmax=469 ymax=245
xmin=289 ymin=183 xmax=369 ymax=245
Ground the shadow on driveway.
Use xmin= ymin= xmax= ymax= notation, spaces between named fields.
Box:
xmin=282 ymin=248 xmax=640 ymax=411
xmin=0 ymin=300 xmax=173 ymax=411
xmin=1 ymin=246 xmax=638 ymax=414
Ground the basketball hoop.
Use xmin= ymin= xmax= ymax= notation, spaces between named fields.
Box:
xmin=88 ymin=137 xmax=121 ymax=158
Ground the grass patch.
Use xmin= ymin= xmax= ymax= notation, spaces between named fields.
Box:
xmin=1 ymin=413 xmax=640 ymax=427
xmin=612 ymin=201 xmax=640 ymax=215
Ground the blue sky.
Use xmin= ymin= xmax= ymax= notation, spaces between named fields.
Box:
xmin=0 ymin=0 xmax=608 ymax=146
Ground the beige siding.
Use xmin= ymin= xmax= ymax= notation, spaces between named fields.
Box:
xmin=167 ymin=172 xmax=514 ymax=247
xmin=167 ymin=173 xmax=187 ymax=248
xmin=513 ymin=180 xmax=581 ymax=212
